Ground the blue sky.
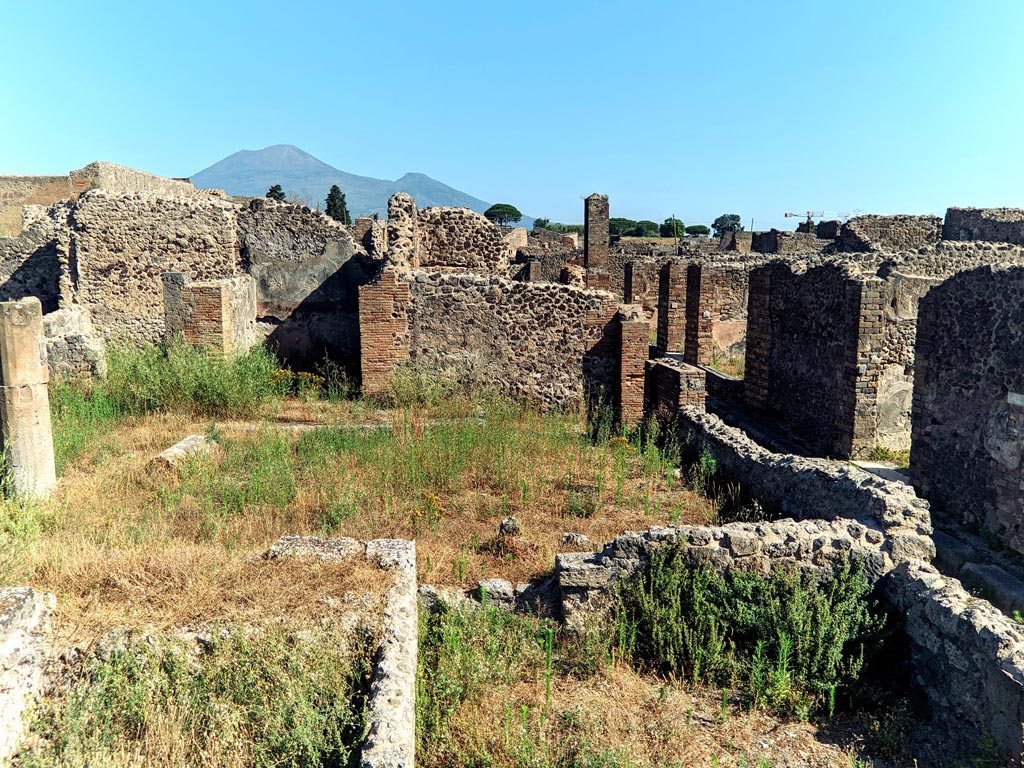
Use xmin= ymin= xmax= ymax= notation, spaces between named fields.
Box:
xmin=2 ymin=1 xmax=1022 ymax=230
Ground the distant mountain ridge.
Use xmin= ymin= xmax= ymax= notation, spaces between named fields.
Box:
xmin=191 ymin=145 xmax=533 ymax=228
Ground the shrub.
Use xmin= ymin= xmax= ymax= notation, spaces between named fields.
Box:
xmin=612 ymin=547 xmax=890 ymax=719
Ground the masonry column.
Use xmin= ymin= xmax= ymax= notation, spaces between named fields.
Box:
xmin=618 ymin=309 xmax=649 ymax=428
xmin=0 ymin=297 xmax=56 ymax=499
xmin=743 ymin=266 xmax=773 ymax=410
xmin=655 ymin=259 xmax=686 ymax=356
xmin=584 ymin=193 xmax=610 ymax=290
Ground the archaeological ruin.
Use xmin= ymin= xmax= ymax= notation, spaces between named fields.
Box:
xmin=2 ymin=161 xmax=1024 ymax=764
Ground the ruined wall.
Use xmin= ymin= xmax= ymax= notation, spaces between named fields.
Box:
xmin=644 ymin=357 xmax=707 ymax=425
xmin=683 ymin=263 xmax=750 ymax=366
xmin=70 ymin=162 xmax=198 ymax=198
xmin=943 ymin=207 xmax=1024 ymax=245
xmin=743 ymin=262 xmax=864 ymax=456
xmin=751 ymin=229 xmax=828 ymax=255
xmin=838 ymin=215 xmax=942 ymax=253
xmin=0 ymin=207 xmax=64 ymax=312
xmin=910 ymin=264 xmax=1024 ymax=555
xmin=0 ymin=176 xmax=85 ymax=236
xmin=163 ymin=273 xmax=257 ymax=355
xmin=237 ymin=198 xmax=376 ymax=367
xmin=584 ymin=194 xmax=609 ymax=289
xmin=63 ymin=191 xmax=240 ymax=345
xmin=387 ymin=193 xmax=419 ymax=267
xmin=416 ymin=207 xmax=510 ymax=273
xmin=655 ymin=259 xmax=686 ymax=356
xmin=720 ymin=231 xmax=753 ymax=253
xmin=360 ymin=267 xmax=628 ymax=407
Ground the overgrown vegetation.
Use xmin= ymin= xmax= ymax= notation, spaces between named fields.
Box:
xmin=612 ymin=547 xmax=892 ymax=720
xmin=868 ymin=445 xmax=910 ymax=468
xmin=21 ymin=625 xmax=373 ymax=768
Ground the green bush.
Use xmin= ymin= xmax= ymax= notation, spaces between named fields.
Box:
xmin=104 ymin=341 xmax=285 ymax=417
xmin=612 ymin=548 xmax=890 ymax=719
xmin=20 ymin=626 xmax=372 ymax=767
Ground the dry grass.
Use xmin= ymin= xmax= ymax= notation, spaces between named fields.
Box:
xmin=4 ymin=394 xmax=712 ymax=647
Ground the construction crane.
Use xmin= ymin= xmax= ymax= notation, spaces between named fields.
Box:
xmin=784 ymin=210 xmax=853 ymax=224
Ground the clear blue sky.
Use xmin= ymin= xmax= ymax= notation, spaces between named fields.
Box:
xmin=3 ymin=1 xmax=1022 ymax=230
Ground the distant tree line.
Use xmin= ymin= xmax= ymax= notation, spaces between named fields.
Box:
xmin=533 ymin=215 xmax=713 ymax=238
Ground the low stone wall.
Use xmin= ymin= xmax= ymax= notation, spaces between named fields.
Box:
xmin=417 ymin=207 xmax=509 ymax=274
xmin=943 ymin=207 xmax=1024 ymax=245
xmin=557 ymin=518 xmax=893 ymax=631
xmin=267 ymin=535 xmax=418 ymax=768
xmin=838 ymin=215 xmax=942 ymax=253
xmin=644 ymin=357 xmax=707 ymax=425
xmin=0 ymin=587 xmax=54 ymax=763
xmin=43 ymin=306 xmax=107 ymax=380
xmin=882 ymin=560 xmax=1024 ymax=758
xmin=674 ymin=406 xmax=935 ymax=562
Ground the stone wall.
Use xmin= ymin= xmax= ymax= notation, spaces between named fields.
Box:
xmin=386 ymin=193 xmax=419 ymax=267
xmin=0 ymin=207 xmax=63 ymax=312
xmin=61 ymin=191 xmax=240 ymax=345
xmin=69 ymin=162 xmax=198 ymax=198
xmin=943 ymin=207 xmax=1024 ymax=245
xmin=644 ymin=357 xmax=707 ymax=425
xmin=837 ymin=215 xmax=942 ymax=253
xmin=0 ymin=176 xmax=86 ymax=237
xmin=360 ymin=267 xmax=635 ymax=409
xmin=43 ymin=306 xmax=106 ymax=380
xmin=751 ymin=229 xmax=829 ymax=255
xmin=163 ymin=273 xmax=257 ymax=355
xmin=720 ymin=231 xmax=752 ymax=253
xmin=683 ymin=263 xmax=751 ymax=366
xmin=910 ymin=264 xmax=1024 ymax=555
xmin=655 ymin=260 xmax=686 ymax=356
xmin=584 ymin=194 xmax=610 ymax=289
xmin=417 ymin=207 xmax=510 ymax=274
xmin=0 ymin=587 xmax=53 ymax=763
xmin=237 ymin=198 xmax=375 ymax=368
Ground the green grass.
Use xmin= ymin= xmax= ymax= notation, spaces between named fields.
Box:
xmin=20 ymin=625 xmax=372 ymax=768
xmin=611 ymin=547 xmax=891 ymax=720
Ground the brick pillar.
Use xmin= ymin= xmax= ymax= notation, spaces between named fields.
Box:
xmin=163 ymin=274 xmax=257 ymax=355
xmin=358 ymin=267 xmax=411 ymax=395
xmin=744 ymin=266 xmax=772 ymax=410
xmin=655 ymin=260 xmax=686 ymax=356
xmin=683 ymin=264 xmax=721 ymax=366
xmin=618 ymin=311 xmax=649 ymax=428
xmin=0 ymin=297 xmax=56 ymax=499
xmin=623 ymin=262 xmax=635 ymax=303
xmin=834 ymin=277 xmax=885 ymax=459
xmin=584 ymin=193 xmax=609 ymax=289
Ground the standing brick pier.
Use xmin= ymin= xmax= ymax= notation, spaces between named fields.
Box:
xmin=584 ymin=193 xmax=610 ymax=290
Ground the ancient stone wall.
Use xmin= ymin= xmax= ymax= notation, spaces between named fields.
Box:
xmin=387 ymin=193 xmax=419 ymax=267
xmin=943 ymin=206 xmax=1024 ymax=245
xmin=70 ymin=162 xmax=198 ymax=198
xmin=43 ymin=306 xmax=106 ymax=380
xmin=720 ymin=231 xmax=753 ymax=253
xmin=61 ymin=191 xmax=240 ymax=345
xmin=837 ymin=215 xmax=942 ymax=253
xmin=655 ymin=260 xmax=687 ymax=356
xmin=743 ymin=262 xmax=866 ymax=456
xmin=416 ymin=207 xmax=510 ymax=273
xmin=751 ymin=229 xmax=829 ymax=255
xmin=163 ymin=273 xmax=257 ymax=355
xmin=0 ymin=207 xmax=63 ymax=312
xmin=360 ymin=267 xmax=632 ymax=408
xmin=643 ymin=357 xmax=707 ymax=425
xmin=237 ymin=198 xmax=375 ymax=367
xmin=0 ymin=176 xmax=85 ymax=237
xmin=910 ymin=264 xmax=1024 ymax=555
xmin=584 ymin=194 xmax=609 ymax=289
xmin=683 ymin=263 xmax=750 ymax=366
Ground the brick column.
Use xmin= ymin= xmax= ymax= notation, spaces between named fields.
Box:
xmin=584 ymin=193 xmax=609 ymax=289
xmin=358 ymin=267 xmax=411 ymax=395
xmin=618 ymin=311 xmax=649 ymax=428
xmin=655 ymin=260 xmax=686 ymax=356
xmin=834 ymin=277 xmax=885 ymax=459
xmin=163 ymin=273 xmax=257 ymax=355
xmin=0 ymin=297 xmax=56 ymax=499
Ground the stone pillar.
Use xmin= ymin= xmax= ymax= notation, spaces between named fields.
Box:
xmin=655 ymin=260 xmax=686 ymax=356
xmin=0 ymin=297 xmax=56 ymax=499
xmin=584 ymin=193 xmax=609 ymax=289
xmin=743 ymin=267 xmax=772 ymax=410
xmin=387 ymin=193 xmax=419 ymax=268
xmin=523 ymin=259 xmax=542 ymax=282
xmin=834 ymin=276 xmax=886 ymax=459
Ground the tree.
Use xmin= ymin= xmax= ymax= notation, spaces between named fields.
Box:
xmin=659 ymin=217 xmax=685 ymax=238
xmin=632 ymin=220 xmax=660 ymax=237
xmin=266 ymin=184 xmax=286 ymax=202
xmin=712 ymin=214 xmax=744 ymax=237
xmin=609 ymin=218 xmax=638 ymax=237
xmin=483 ymin=203 xmax=523 ymax=226
xmin=685 ymin=225 xmax=711 ymax=236
xmin=325 ymin=185 xmax=352 ymax=224
xmin=533 ymin=217 xmax=551 ymax=230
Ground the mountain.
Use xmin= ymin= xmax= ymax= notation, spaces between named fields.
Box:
xmin=190 ymin=145 xmax=533 ymax=228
